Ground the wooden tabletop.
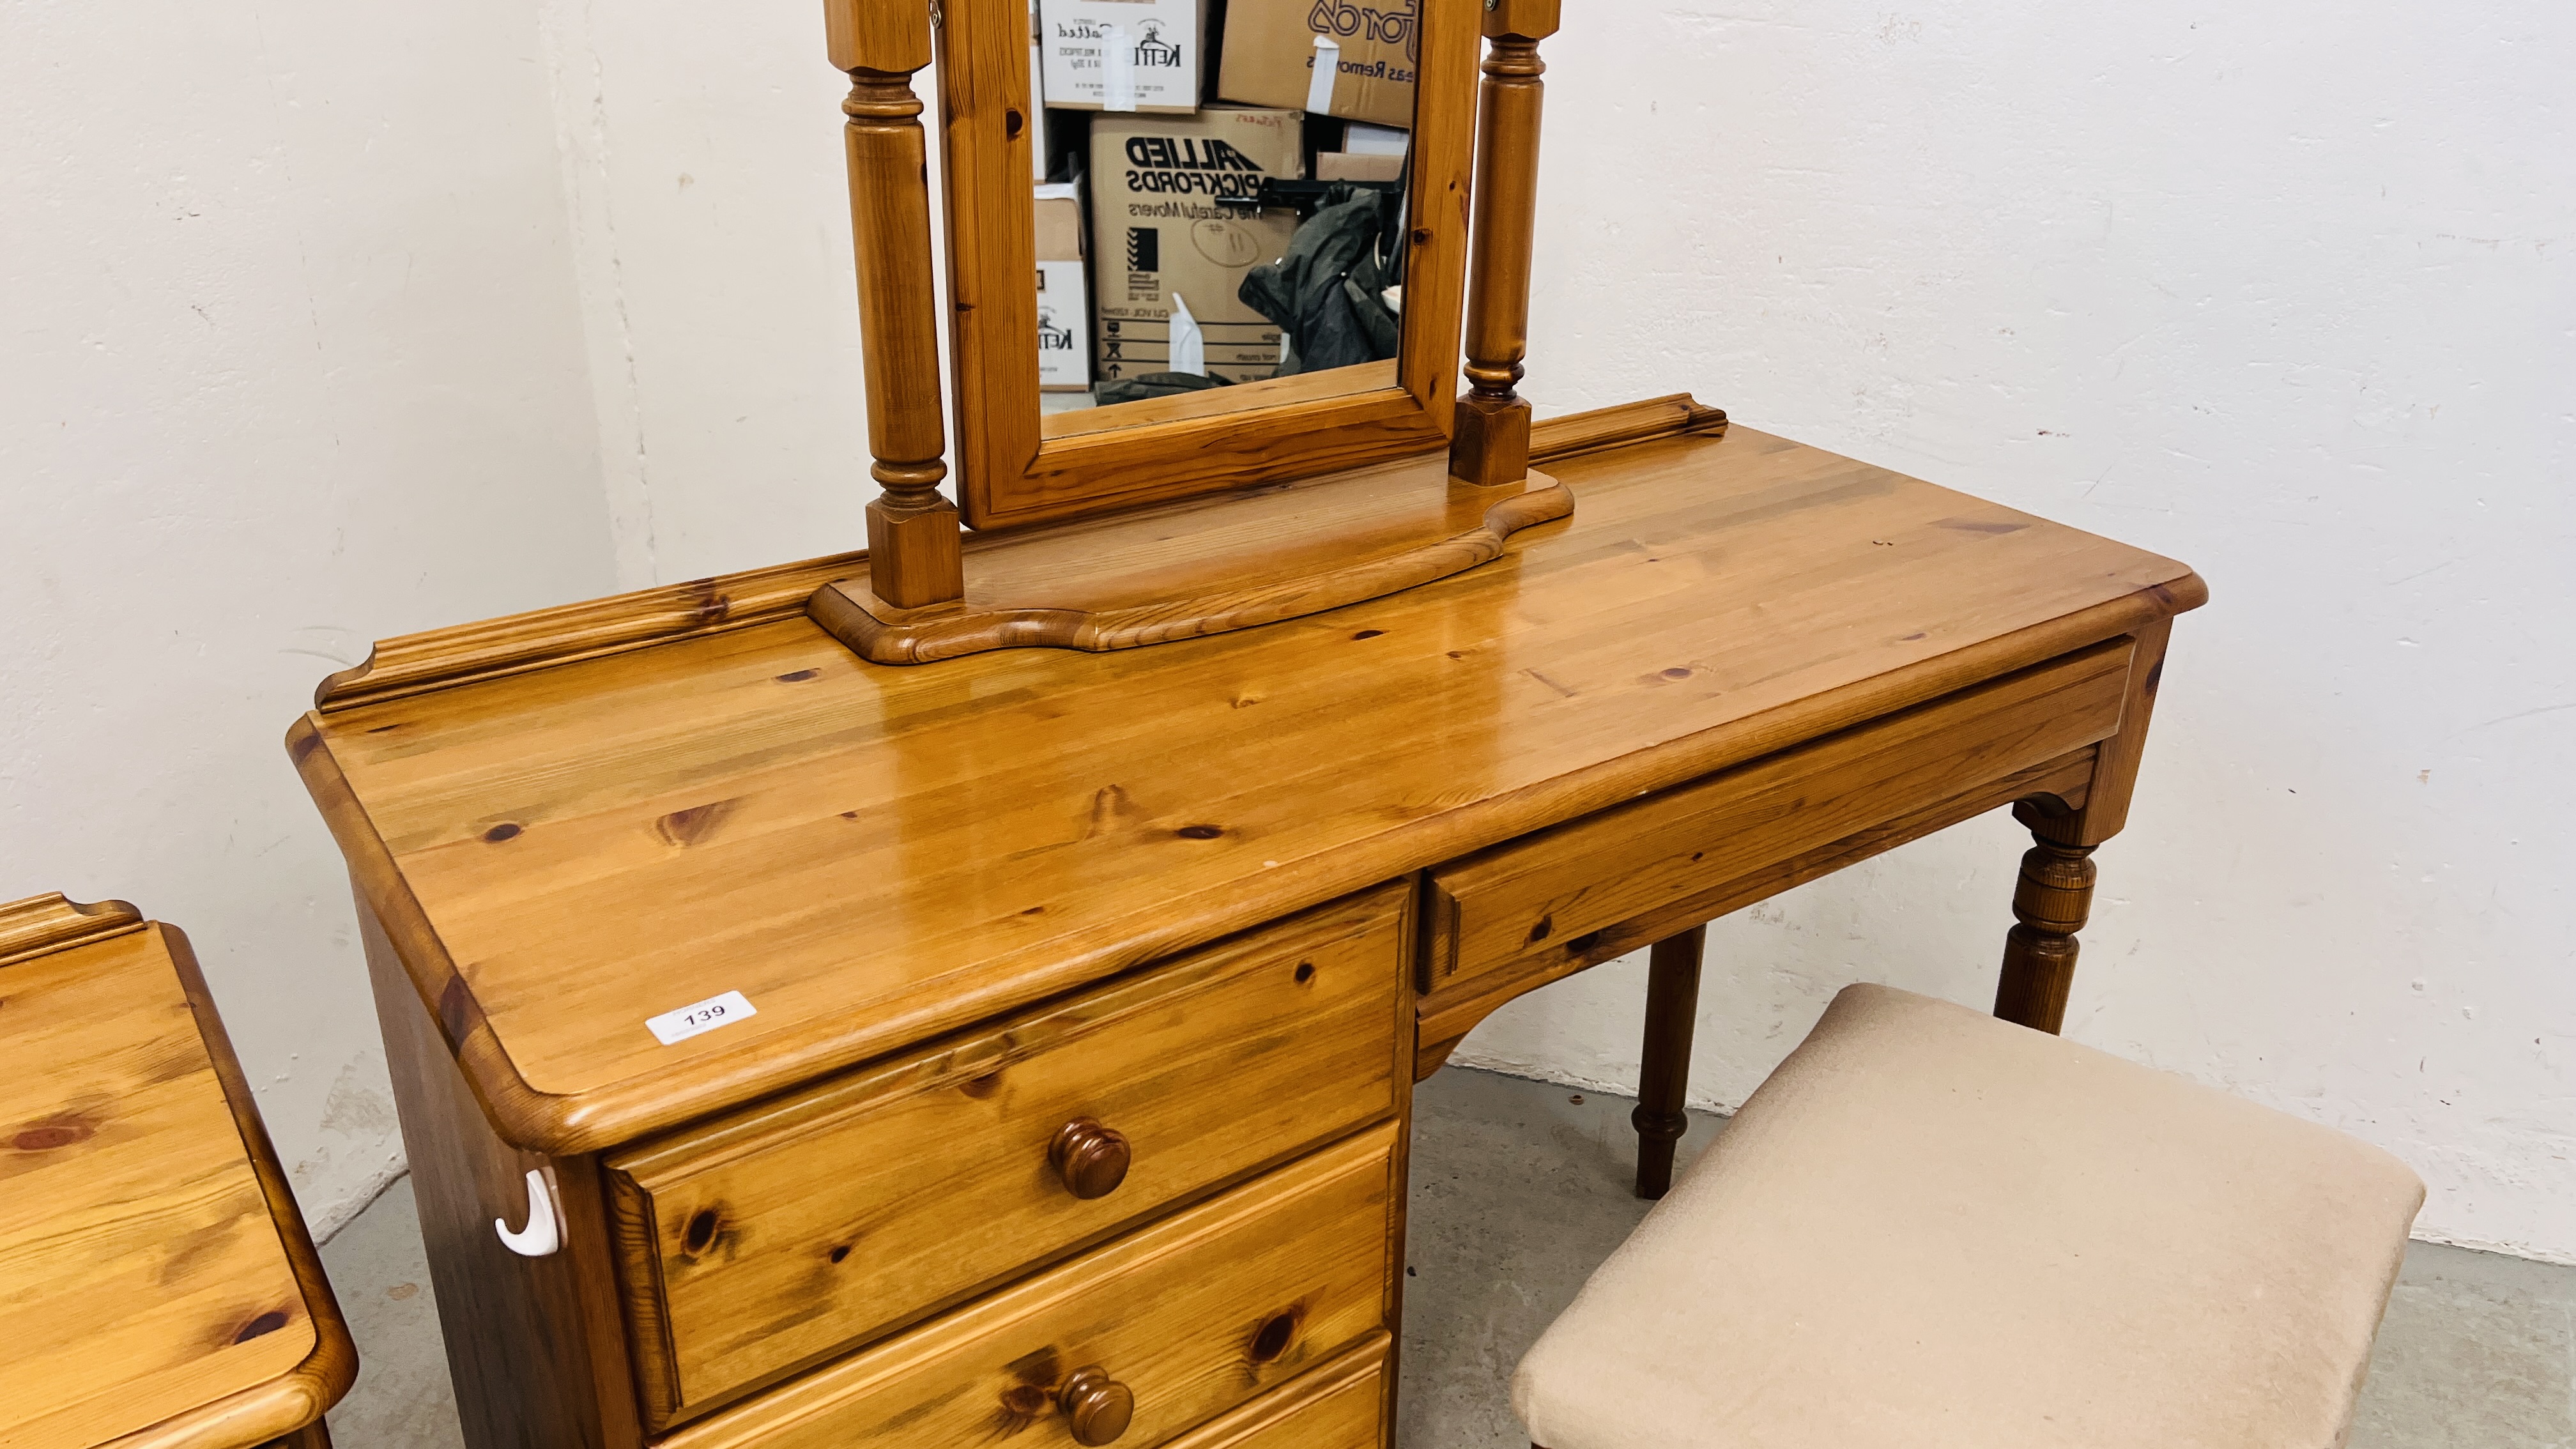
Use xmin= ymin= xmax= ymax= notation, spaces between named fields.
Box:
xmin=294 ymin=424 xmax=2204 ymax=1155
xmin=0 ymin=897 xmax=353 ymax=1448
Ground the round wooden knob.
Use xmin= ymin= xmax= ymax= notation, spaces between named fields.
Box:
xmin=1058 ymin=1366 xmax=1134 ymax=1446
xmin=1048 ymin=1119 xmax=1131 ymax=1200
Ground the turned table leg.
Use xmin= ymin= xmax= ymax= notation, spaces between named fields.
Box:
xmin=1632 ymin=924 xmax=1706 ymax=1199
xmin=1992 ymin=834 xmax=2096 ymax=1033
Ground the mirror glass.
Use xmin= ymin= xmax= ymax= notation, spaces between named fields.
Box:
xmin=1023 ymin=0 xmax=1418 ymax=429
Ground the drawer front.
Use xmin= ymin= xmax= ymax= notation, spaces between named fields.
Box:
xmin=1425 ymin=643 xmax=2133 ymax=996
xmin=608 ymin=884 xmax=1411 ymax=1427
xmin=660 ymin=1122 xmax=1402 ymax=1449
xmin=1160 ymin=1335 xmax=1389 ymax=1449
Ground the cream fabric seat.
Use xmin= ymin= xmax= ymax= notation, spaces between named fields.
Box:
xmin=1514 ymin=985 xmax=2423 ymax=1449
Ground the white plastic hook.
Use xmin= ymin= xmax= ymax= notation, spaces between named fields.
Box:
xmin=495 ymin=1168 xmax=562 ymax=1257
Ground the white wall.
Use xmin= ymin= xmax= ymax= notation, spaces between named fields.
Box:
xmin=537 ymin=0 xmax=880 ymax=587
xmin=1 ymin=0 xmax=617 ymax=1232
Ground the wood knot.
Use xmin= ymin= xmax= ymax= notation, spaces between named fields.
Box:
xmin=656 ymin=799 xmax=737 ymax=848
xmin=1175 ymin=824 xmax=1225 ymax=840
xmin=233 ymin=1309 xmax=291 ymax=1343
xmin=992 ymin=1346 xmax=1065 ymax=1434
xmin=1249 ymin=1307 xmax=1303 ymax=1363
xmin=481 ymin=822 xmax=522 ymax=843
xmin=682 ymin=1208 xmax=721 ymax=1255
xmin=11 ymin=1117 xmax=95 ymax=1152
xmin=436 ymin=976 xmax=475 ymax=1043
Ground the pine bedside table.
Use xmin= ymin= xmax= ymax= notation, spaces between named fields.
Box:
xmin=0 ymin=893 xmax=355 ymax=1449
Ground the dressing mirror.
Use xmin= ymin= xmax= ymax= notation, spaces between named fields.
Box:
xmin=812 ymin=0 xmax=1564 ymax=663
xmin=942 ymin=0 xmax=1478 ymax=529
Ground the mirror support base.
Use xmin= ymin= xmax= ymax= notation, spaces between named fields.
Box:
xmin=806 ymin=454 xmax=1574 ymax=666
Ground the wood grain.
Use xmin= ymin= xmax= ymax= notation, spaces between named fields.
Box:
xmin=1527 ymin=394 xmax=1726 ymax=466
xmin=303 ymin=396 xmax=1719 ymax=714
xmin=1991 ymin=832 xmax=2099 ymax=1033
xmin=0 ymin=920 xmax=352 ymax=1448
xmin=1988 ymin=620 xmax=2177 ymax=1029
xmin=1447 ymin=0 xmax=1559 ymax=490
xmin=807 ymin=463 xmax=1573 ymax=664
xmin=1413 ymin=747 xmax=2099 ymax=1077
xmin=358 ymin=897 xmax=641 ymax=1449
xmin=604 ymin=884 xmax=1411 ymax=1430
xmin=1630 ymin=925 xmax=1703 ymax=1201
xmin=1040 ymin=364 xmax=1400 ymax=441
xmin=0 ymin=889 xmax=142 ymax=965
xmin=657 ymin=1123 xmax=1402 ymax=1449
xmin=291 ymin=425 xmax=2203 ymax=1155
xmin=832 ymin=0 xmax=965 ymax=608
xmin=1154 ymin=1337 xmax=1390 ymax=1449
xmin=940 ymin=0 xmax=1481 ymax=528
xmin=1422 ymin=641 xmax=2133 ymax=995
xmin=311 ymin=553 xmax=866 ymax=711
xmin=163 ymin=923 xmax=358 ymax=1449
xmin=2029 ymin=616 xmax=2175 ymax=848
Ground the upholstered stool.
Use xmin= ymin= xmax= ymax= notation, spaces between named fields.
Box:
xmin=1515 ymin=984 xmax=2423 ymax=1449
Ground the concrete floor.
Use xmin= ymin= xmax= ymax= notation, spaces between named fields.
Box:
xmin=322 ymin=1067 xmax=2576 ymax=1447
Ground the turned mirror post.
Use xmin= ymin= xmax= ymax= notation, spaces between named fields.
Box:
xmin=829 ymin=0 xmax=965 ymax=611
xmin=1450 ymin=0 xmax=1560 ymax=491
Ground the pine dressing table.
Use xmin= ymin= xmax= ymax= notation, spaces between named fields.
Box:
xmin=286 ymin=3 xmax=2204 ymax=1446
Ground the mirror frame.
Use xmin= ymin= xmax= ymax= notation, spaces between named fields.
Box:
xmin=935 ymin=0 xmax=1479 ymax=531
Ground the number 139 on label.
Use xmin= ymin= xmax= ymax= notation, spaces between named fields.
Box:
xmin=646 ymin=990 xmax=758 ymax=1046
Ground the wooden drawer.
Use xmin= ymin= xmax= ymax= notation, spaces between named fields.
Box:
xmin=1160 ymin=1335 xmax=1389 ymax=1449
xmin=659 ymin=1121 xmax=1403 ymax=1449
xmin=607 ymin=884 xmax=1411 ymax=1428
xmin=1424 ymin=643 xmax=2134 ymax=996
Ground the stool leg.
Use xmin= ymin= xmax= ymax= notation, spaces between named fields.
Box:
xmin=1992 ymin=831 xmax=2098 ymax=1033
xmin=1632 ymin=924 xmax=1706 ymax=1199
